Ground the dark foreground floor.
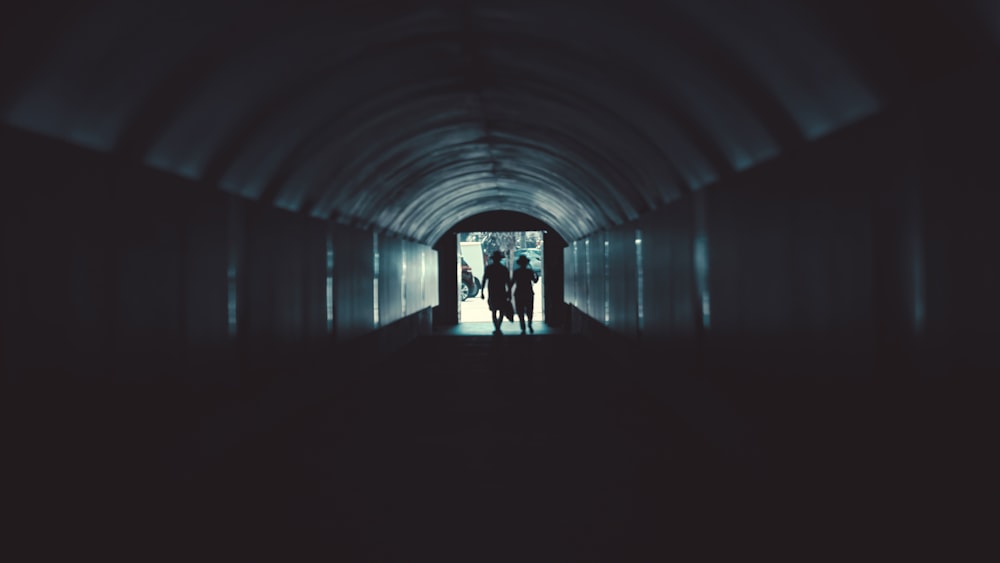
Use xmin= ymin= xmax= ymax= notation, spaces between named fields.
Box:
xmin=9 ymin=327 xmax=985 ymax=561
xmin=182 ymin=330 xmax=738 ymax=561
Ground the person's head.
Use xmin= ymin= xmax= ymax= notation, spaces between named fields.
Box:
xmin=490 ymin=250 xmax=504 ymax=263
xmin=516 ymin=255 xmax=530 ymax=268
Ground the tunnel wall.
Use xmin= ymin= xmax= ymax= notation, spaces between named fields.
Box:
xmin=1 ymin=125 xmax=438 ymax=393
xmin=564 ymin=67 xmax=1000 ymax=383
xmin=566 ymin=122 xmax=887 ymax=379
xmin=562 ymin=67 xmax=999 ymax=492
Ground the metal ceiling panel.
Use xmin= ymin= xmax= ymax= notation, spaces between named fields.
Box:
xmin=2 ymin=0 xmax=992 ymax=245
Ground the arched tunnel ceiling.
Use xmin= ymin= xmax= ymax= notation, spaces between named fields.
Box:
xmin=2 ymin=0 xmax=997 ymax=245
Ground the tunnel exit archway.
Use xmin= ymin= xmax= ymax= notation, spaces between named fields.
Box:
xmin=434 ymin=211 xmax=568 ymax=329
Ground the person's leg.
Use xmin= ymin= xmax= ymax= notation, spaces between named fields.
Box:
xmin=492 ymin=307 xmax=502 ymax=333
xmin=515 ymin=295 xmax=527 ymax=333
xmin=526 ymin=300 xmax=534 ymax=333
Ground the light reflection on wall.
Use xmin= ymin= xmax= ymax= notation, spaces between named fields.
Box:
xmin=635 ymin=230 xmax=644 ymax=333
xmin=227 ymin=200 xmax=242 ymax=338
xmin=227 ymin=266 xmax=238 ymax=338
xmin=604 ymin=236 xmax=610 ymax=325
xmin=373 ymin=232 xmax=380 ymax=327
xmin=572 ymin=240 xmax=579 ymax=307
xmin=401 ymin=247 xmax=407 ymax=316
xmin=694 ymin=190 xmax=711 ymax=331
xmin=585 ymin=238 xmax=591 ymax=315
xmin=326 ymin=231 xmax=335 ymax=334
xmin=421 ymin=250 xmax=427 ymax=307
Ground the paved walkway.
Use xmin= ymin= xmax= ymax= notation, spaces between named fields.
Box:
xmin=459 ymin=282 xmax=544 ymax=326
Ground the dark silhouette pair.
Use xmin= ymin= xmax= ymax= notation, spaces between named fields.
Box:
xmin=481 ymin=250 xmax=539 ymax=334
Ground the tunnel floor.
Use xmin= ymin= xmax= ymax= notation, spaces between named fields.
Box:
xmin=134 ymin=330 xmax=762 ymax=561
xmin=439 ymin=320 xmax=559 ymax=336
xmin=10 ymin=328 xmax=974 ymax=561
xmin=177 ymin=330 xmax=725 ymax=561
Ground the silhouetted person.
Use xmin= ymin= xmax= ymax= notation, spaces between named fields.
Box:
xmin=481 ymin=250 xmax=511 ymax=334
xmin=511 ymin=254 xmax=540 ymax=334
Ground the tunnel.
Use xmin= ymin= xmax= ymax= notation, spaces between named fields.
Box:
xmin=3 ymin=0 xmax=997 ymax=560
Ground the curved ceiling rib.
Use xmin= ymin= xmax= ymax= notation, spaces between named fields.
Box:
xmin=2 ymin=0 xmax=994 ymax=246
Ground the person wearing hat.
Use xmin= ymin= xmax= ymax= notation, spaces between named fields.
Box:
xmin=480 ymin=249 xmax=512 ymax=334
xmin=511 ymin=253 xmax=540 ymax=334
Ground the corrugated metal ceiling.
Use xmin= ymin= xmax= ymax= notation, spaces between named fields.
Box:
xmin=2 ymin=0 xmax=994 ymax=244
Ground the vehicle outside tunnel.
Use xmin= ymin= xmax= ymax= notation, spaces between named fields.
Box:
xmin=460 ymin=256 xmax=480 ymax=300
xmin=458 ymin=239 xmax=484 ymax=301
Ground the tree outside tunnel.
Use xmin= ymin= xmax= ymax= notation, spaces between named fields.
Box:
xmin=458 ymin=230 xmax=544 ymax=323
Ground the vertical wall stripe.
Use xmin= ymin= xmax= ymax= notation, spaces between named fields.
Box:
xmin=373 ymin=232 xmax=380 ymax=327
xmin=326 ymin=228 xmax=334 ymax=334
xmin=226 ymin=198 xmax=241 ymax=338
xmin=694 ymin=189 xmax=711 ymax=331
xmin=603 ymin=236 xmax=610 ymax=325
xmin=635 ymin=229 xmax=644 ymax=334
